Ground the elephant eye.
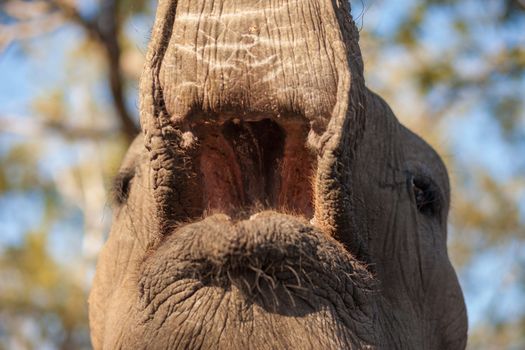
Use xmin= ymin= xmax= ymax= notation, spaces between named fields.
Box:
xmin=410 ymin=175 xmax=441 ymax=216
xmin=112 ymin=169 xmax=135 ymax=206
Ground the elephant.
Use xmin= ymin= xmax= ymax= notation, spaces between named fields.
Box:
xmin=88 ymin=0 xmax=468 ymax=348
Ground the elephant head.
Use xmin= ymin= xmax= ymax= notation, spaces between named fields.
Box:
xmin=89 ymin=0 xmax=468 ymax=348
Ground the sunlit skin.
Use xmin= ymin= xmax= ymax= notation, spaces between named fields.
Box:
xmin=89 ymin=1 xmax=468 ymax=348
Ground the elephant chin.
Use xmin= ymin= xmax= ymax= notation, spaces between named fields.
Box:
xmin=117 ymin=212 xmax=378 ymax=349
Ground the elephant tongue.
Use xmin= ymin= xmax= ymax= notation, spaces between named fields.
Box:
xmin=194 ymin=115 xmax=315 ymax=218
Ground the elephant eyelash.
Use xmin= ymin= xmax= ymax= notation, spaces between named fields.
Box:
xmin=410 ymin=175 xmax=441 ymax=216
xmin=112 ymin=170 xmax=135 ymax=206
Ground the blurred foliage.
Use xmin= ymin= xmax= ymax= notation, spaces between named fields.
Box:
xmin=0 ymin=231 xmax=89 ymax=349
xmin=0 ymin=0 xmax=524 ymax=348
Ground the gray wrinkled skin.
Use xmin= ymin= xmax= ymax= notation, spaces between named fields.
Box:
xmin=89 ymin=1 xmax=468 ymax=349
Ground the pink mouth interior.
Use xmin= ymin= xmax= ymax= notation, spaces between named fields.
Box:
xmin=194 ymin=116 xmax=315 ymax=218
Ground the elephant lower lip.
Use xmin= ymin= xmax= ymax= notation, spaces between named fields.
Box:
xmin=191 ymin=112 xmax=316 ymax=219
xmin=135 ymin=214 xmax=371 ymax=349
xmin=140 ymin=213 xmax=362 ymax=302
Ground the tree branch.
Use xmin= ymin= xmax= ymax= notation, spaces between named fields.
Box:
xmin=0 ymin=1 xmax=64 ymax=52
xmin=48 ymin=0 xmax=140 ymax=143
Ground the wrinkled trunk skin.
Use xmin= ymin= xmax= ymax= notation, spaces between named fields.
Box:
xmin=89 ymin=1 xmax=468 ymax=349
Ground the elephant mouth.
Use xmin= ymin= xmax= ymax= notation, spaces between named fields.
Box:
xmin=190 ymin=111 xmax=317 ymax=220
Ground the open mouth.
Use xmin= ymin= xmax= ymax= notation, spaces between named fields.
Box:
xmin=189 ymin=113 xmax=317 ymax=219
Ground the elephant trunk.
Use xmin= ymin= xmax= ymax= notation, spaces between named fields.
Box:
xmin=139 ymin=0 xmax=369 ymax=257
